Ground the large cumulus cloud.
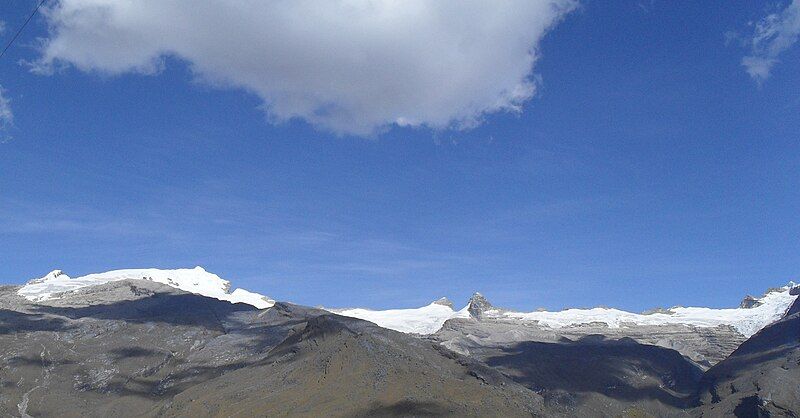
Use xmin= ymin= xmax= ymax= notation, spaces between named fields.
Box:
xmin=34 ymin=0 xmax=576 ymax=135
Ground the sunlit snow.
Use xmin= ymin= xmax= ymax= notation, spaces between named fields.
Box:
xmin=18 ymin=267 xmax=797 ymax=338
xmin=332 ymin=302 xmax=471 ymax=334
xmin=18 ymin=267 xmax=275 ymax=309
xmin=334 ymin=284 xmax=797 ymax=337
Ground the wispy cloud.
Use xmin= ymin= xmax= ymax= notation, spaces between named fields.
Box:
xmin=0 ymin=192 xmax=473 ymax=285
xmin=740 ymin=1 xmax=800 ymax=83
xmin=0 ymin=199 xmax=153 ymax=236
xmin=0 ymin=85 xmax=13 ymax=143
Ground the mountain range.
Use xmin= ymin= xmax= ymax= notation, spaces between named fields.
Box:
xmin=2 ymin=267 xmax=798 ymax=416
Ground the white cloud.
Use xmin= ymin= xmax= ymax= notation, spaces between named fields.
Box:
xmin=33 ymin=0 xmax=576 ymax=135
xmin=0 ymin=85 xmax=13 ymax=142
xmin=742 ymin=0 xmax=800 ymax=83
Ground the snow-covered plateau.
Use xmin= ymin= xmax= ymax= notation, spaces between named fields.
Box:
xmin=18 ymin=267 xmax=275 ymax=309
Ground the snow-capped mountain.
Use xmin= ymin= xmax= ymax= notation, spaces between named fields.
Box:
xmin=334 ymin=284 xmax=799 ymax=338
xmin=17 ymin=267 xmax=798 ymax=340
xmin=17 ymin=267 xmax=275 ymax=309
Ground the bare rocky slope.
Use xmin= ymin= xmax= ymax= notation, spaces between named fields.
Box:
xmin=693 ymin=294 xmax=800 ymax=417
xmin=434 ymin=313 xmax=745 ymax=368
xmin=1 ymin=277 xmax=798 ymax=417
xmin=0 ymin=280 xmax=548 ymax=417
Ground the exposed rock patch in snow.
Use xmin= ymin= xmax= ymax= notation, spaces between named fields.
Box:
xmin=18 ymin=267 xmax=275 ymax=309
xmin=432 ymin=297 xmax=454 ymax=309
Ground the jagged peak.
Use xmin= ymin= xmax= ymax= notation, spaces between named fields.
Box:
xmin=467 ymin=292 xmax=495 ymax=318
xmin=432 ymin=297 xmax=454 ymax=309
xmin=467 ymin=292 xmax=482 ymax=300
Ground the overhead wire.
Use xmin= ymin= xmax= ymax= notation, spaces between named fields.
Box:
xmin=0 ymin=0 xmax=49 ymax=60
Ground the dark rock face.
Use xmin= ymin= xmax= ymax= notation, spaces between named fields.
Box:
xmin=694 ymin=311 xmax=800 ymax=416
xmin=436 ymin=326 xmax=706 ymax=416
xmin=534 ymin=340 xmax=702 ymax=414
xmin=788 ymin=295 xmax=800 ymax=317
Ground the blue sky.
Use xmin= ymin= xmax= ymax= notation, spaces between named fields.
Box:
xmin=1 ymin=1 xmax=799 ymax=311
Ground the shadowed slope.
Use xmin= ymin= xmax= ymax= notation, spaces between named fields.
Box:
xmin=694 ymin=307 xmax=800 ymax=417
xmin=155 ymin=314 xmax=546 ymax=417
xmin=0 ymin=280 xmax=546 ymax=417
xmin=474 ymin=335 xmax=704 ymax=416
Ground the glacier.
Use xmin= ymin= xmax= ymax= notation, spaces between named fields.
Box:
xmin=18 ymin=267 xmax=275 ymax=309
xmin=335 ymin=284 xmax=798 ymax=337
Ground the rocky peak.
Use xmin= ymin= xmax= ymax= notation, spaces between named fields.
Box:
xmin=432 ymin=297 xmax=454 ymax=309
xmin=739 ymin=295 xmax=761 ymax=309
xmin=467 ymin=292 xmax=494 ymax=318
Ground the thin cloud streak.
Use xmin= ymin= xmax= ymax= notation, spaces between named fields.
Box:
xmin=0 ymin=85 xmax=13 ymax=143
xmin=0 ymin=199 xmax=154 ymax=236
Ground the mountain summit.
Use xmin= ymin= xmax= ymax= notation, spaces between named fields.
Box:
xmin=432 ymin=297 xmax=454 ymax=309
xmin=467 ymin=292 xmax=495 ymax=318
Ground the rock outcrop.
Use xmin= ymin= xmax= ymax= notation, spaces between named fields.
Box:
xmin=466 ymin=292 xmax=496 ymax=318
xmin=739 ymin=295 xmax=761 ymax=309
xmin=432 ymin=297 xmax=454 ymax=309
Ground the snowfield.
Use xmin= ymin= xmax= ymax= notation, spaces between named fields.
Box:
xmin=18 ymin=267 xmax=275 ymax=309
xmin=335 ymin=284 xmax=797 ymax=337
xmin=331 ymin=302 xmax=471 ymax=334
xmin=493 ymin=285 xmax=796 ymax=337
